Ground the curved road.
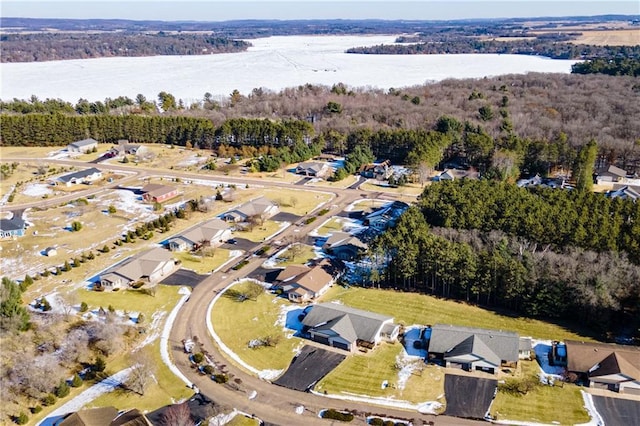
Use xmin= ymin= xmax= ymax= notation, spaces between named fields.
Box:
xmin=5 ymin=157 xmax=480 ymax=424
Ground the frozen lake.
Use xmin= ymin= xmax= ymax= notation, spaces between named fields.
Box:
xmin=0 ymin=35 xmax=579 ymax=103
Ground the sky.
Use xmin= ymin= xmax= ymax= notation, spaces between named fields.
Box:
xmin=1 ymin=1 xmax=638 ymax=21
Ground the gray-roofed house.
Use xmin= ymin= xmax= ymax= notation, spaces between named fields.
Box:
xmin=296 ymin=161 xmax=329 ymax=177
xmin=275 ymin=260 xmax=335 ymax=303
xmin=597 ymin=165 xmax=628 ymax=183
xmin=607 ymin=185 xmax=640 ymax=202
xmin=0 ymin=215 xmax=26 ymax=239
xmin=99 ymin=247 xmax=177 ymax=289
xmin=427 ymin=324 xmax=520 ymax=374
xmin=302 ymin=302 xmax=399 ymax=351
xmin=168 ymin=218 xmax=232 ymax=252
xmin=322 ymin=231 xmax=368 ymax=260
xmin=220 ymin=196 xmax=279 ymax=223
xmin=58 ymin=167 xmax=103 ymax=186
xmin=519 ymin=337 xmax=533 ymax=360
xmin=67 ymin=138 xmax=99 ymax=154
xmin=565 ymin=340 xmax=640 ymax=394
xmin=56 ymin=406 xmax=119 ymax=426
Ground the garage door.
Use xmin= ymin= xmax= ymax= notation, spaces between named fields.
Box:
xmin=333 ymin=341 xmax=350 ymax=351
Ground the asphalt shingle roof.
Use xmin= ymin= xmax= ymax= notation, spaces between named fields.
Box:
xmin=428 ymin=324 xmax=519 ymax=362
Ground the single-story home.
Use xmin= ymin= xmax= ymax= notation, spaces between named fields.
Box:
xmin=597 ymin=165 xmax=628 ymax=183
xmin=427 ymin=324 xmax=520 ymax=374
xmin=58 ymin=167 xmax=103 ymax=186
xmin=99 ymin=247 xmax=177 ymax=288
xmin=0 ymin=215 xmax=26 ymax=238
xmin=362 ymin=201 xmax=409 ymax=231
xmin=322 ymin=231 xmax=368 ymax=260
xmin=359 ymin=160 xmax=393 ymax=180
xmin=432 ymin=169 xmax=456 ymax=182
xmin=168 ymin=218 xmax=232 ymax=252
xmin=607 ymin=185 xmax=640 ymax=202
xmin=565 ymin=340 xmax=640 ymax=394
xmin=56 ymin=406 xmax=119 ymax=426
xmin=296 ymin=161 xmax=329 ymax=177
xmin=141 ymin=184 xmax=179 ymax=203
xmin=67 ymin=138 xmax=99 ymax=154
xmin=107 ymin=140 xmax=146 ymax=158
xmin=44 ymin=246 xmax=58 ymax=257
xmin=302 ymin=302 xmax=399 ymax=351
xmin=275 ymin=260 xmax=335 ymax=303
xmin=220 ymin=196 xmax=279 ymax=223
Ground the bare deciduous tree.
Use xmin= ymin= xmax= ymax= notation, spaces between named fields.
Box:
xmin=125 ymin=349 xmax=156 ymax=396
xmin=160 ymin=402 xmax=194 ymax=426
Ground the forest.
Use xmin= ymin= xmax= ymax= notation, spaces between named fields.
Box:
xmin=571 ymin=58 xmax=640 ymax=77
xmin=372 ymin=193 xmax=640 ymax=337
xmin=0 ymin=33 xmax=251 ymax=62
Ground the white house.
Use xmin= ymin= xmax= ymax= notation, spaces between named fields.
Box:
xmin=168 ymin=218 xmax=232 ymax=252
xmin=67 ymin=138 xmax=99 ymax=153
xmin=220 ymin=196 xmax=279 ymax=223
xmin=58 ymin=168 xmax=103 ymax=186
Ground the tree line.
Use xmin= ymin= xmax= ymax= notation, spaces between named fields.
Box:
xmin=419 ymin=180 xmax=640 ymax=260
xmin=0 ymin=32 xmax=250 ymax=62
xmin=572 ymin=58 xmax=640 ymax=77
xmin=372 ymin=206 xmax=640 ymax=337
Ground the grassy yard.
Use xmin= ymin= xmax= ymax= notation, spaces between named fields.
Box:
xmin=316 ymin=343 xmax=446 ymax=406
xmin=276 ymin=244 xmax=318 ymax=266
xmin=211 ymin=281 xmax=302 ymax=371
xmin=307 ymin=175 xmax=359 ymax=189
xmin=321 ymin=287 xmax=595 ymax=341
xmin=490 ymin=361 xmax=589 ymax=425
xmin=77 ymin=284 xmax=183 ymax=319
xmin=263 ymin=188 xmax=332 ymax=216
xmin=236 ymin=220 xmax=283 ymax=243
xmin=314 ymin=217 xmax=348 ymax=237
xmin=0 ymin=146 xmax=60 ymax=158
xmin=173 ymin=249 xmax=231 ymax=274
xmin=359 ymin=181 xmax=423 ymax=197
xmin=88 ymin=339 xmax=194 ymax=413
xmin=227 ymin=414 xmax=261 ymax=426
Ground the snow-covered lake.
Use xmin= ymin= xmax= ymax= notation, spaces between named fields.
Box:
xmin=0 ymin=35 xmax=579 ymax=103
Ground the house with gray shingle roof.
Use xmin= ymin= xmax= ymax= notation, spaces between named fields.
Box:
xmin=220 ymin=196 xmax=279 ymax=223
xmin=301 ymin=302 xmax=399 ymax=351
xmin=168 ymin=218 xmax=231 ymax=252
xmin=99 ymin=247 xmax=177 ymax=289
xmin=67 ymin=138 xmax=99 ymax=153
xmin=427 ymin=324 xmax=520 ymax=374
xmin=0 ymin=215 xmax=26 ymax=239
xmin=58 ymin=167 xmax=103 ymax=186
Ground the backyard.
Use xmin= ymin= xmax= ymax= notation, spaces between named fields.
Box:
xmin=173 ymin=249 xmax=233 ymax=274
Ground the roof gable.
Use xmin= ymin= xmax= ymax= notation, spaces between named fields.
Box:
xmin=302 ymin=302 xmax=392 ymax=343
xmin=566 ymin=340 xmax=640 ymax=380
xmin=428 ymin=324 xmax=519 ymax=362
xmin=446 ymin=335 xmax=501 ymax=367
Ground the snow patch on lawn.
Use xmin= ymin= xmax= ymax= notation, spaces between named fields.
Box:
xmin=160 ymin=286 xmax=193 ymax=387
xmin=532 ymin=339 xmax=566 ymax=378
xmin=310 ymin=388 xmax=441 ymax=413
xmin=22 ymin=183 xmax=53 ymax=197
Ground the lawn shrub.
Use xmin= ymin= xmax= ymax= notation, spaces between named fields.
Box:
xmin=232 ymin=260 xmax=249 ymax=270
xmin=317 ymin=208 xmax=330 ymax=216
xmin=212 ymin=374 xmax=229 ymax=384
xmin=499 ymin=376 xmax=540 ymax=396
xmin=15 ymin=412 xmax=28 ymax=425
xmin=42 ymin=394 xmax=56 ymax=406
xmin=202 ymin=365 xmax=215 ymax=375
xmin=30 ymin=406 xmax=42 ymax=414
xmin=304 ymin=217 xmax=317 ymax=225
xmin=321 ymin=409 xmax=354 ymax=422
xmin=192 ymin=352 xmax=205 ymax=364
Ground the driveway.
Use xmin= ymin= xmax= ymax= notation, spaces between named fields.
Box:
xmin=593 ymin=395 xmax=640 ymax=426
xmin=161 ymin=268 xmax=209 ymax=287
xmin=220 ymin=237 xmax=256 ymax=251
xmin=444 ymin=374 xmax=497 ymax=420
xmin=272 ymin=211 xmax=301 ymax=222
xmin=274 ymin=345 xmax=346 ymax=392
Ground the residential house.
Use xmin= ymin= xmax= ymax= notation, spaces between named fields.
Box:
xmin=107 ymin=140 xmax=146 ymax=158
xmin=275 ymin=260 xmax=335 ymax=303
xmin=56 ymin=406 xmax=119 ymax=426
xmin=99 ymin=247 xmax=177 ymax=288
xmin=607 ymin=185 xmax=640 ymax=202
xmin=168 ymin=218 xmax=232 ymax=252
xmin=58 ymin=168 xmax=103 ymax=186
xmin=362 ymin=201 xmax=409 ymax=231
xmin=359 ymin=160 xmax=393 ymax=180
xmin=141 ymin=184 xmax=179 ymax=203
xmin=565 ymin=340 xmax=640 ymax=394
xmin=427 ymin=324 xmax=520 ymax=374
xmin=147 ymin=393 xmax=218 ymax=426
xmin=322 ymin=231 xmax=368 ymax=260
xmin=110 ymin=409 xmax=152 ymax=426
xmin=67 ymin=138 xmax=98 ymax=154
xmin=597 ymin=165 xmax=628 ymax=184
xmin=519 ymin=337 xmax=533 ymax=360
xmin=220 ymin=196 xmax=279 ymax=223
xmin=0 ymin=215 xmax=26 ymax=238
xmin=517 ymin=174 xmax=543 ymax=188
xmin=302 ymin=302 xmax=399 ymax=351
xmin=296 ymin=161 xmax=329 ymax=177
xmin=432 ymin=169 xmax=456 ymax=182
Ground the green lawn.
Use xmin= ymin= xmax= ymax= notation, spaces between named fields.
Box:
xmin=360 ymin=181 xmax=423 ymax=197
xmin=321 ymin=287 xmax=595 ymax=341
xmin=277 ymin=244 xmax=318 ymax=266
xmin=174 ymin=249 xmax=231 ymax=274
xmin=88 ymin=340 xmax=194 ymax=412
xmin=308 ymin=174 xmax=359 ymax=189
xmin=77 ymin=284 xmax=183 ymax=320
xmin=211 ymin=281 xmax=302 ymax=371
xmin=227 ymin=414 xmax=261 ymax=426
xmin=316 ymin=343 xmax=446 ymax=406
xmin=490 ymin=362 xmax=589 ymax=425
